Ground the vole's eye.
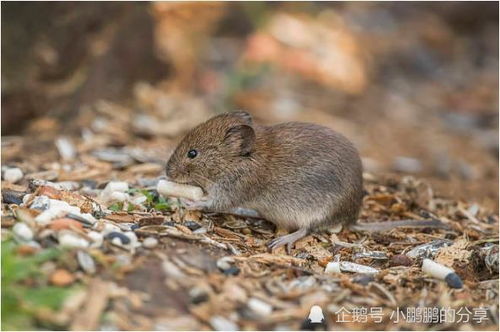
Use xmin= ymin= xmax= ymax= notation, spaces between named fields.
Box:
xmin=187 ymin=149 xmax=198 ymax=159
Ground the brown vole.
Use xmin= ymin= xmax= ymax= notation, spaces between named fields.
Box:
xmin=165 ymin=111 xmax=445 ymax=252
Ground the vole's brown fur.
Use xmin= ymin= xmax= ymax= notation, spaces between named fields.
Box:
xmin=166 ymin=111 xmax=363 ymax=251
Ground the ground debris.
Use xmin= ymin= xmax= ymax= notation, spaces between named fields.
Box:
xmin=1 ymin=3 xmax=498 ymax=330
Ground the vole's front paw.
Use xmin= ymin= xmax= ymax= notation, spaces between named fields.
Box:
xmin=180 ymin=197 xmax=213 ymax=211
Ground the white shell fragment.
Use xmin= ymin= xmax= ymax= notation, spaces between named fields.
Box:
xmin=111 ymin=237 xmax=123 ymax=246
xmin=353 ymin=251 xmax=388 ymax=260
xmin=28 ymin=195 xmax=50 ymax=210
xmin=340 ymin=262 xmax=379 ymax=274
xmin=247 ymin=298 xmax=273 ymax=316
xmin=407 ymin=240 xmax=452 ymax=259
xmin=58 ymin=231 xmax=89 ymax=248
xmin=422 ymin=258 xmax=463 ymax=289
xmin=132 ymin=195 xmax=148 ymax=205
xmin=100 ymin=181 xmax=130 ymax=203
xmin=87 ymin=231 xmax=103 ymax=248
xmin=55 ymin=136 xmax=77 ymax=160
xmin=210 ymin=316 xmax=239 ymax=331
xmin=124 ymin=231 xmax=139 ymax=248
xmin=325 ymin=261 xmax=379 ymax=274
xmin=104 ymin=181 xmax=129 ymax=193
xmin=157 ymin=180 xmax=204 ymax=201
xmin=3 ymin=167 xmax=23 ymax=183
xmin=216 ymin=256 xmax=235 ymax=271
xmin=143 ymin=237 xmax=158 ymax=248
xmin=34 ymin=199 xmax=82 ymax=225
xmin=77 ymin=250 xmax=96 ymax=274
xmin=325 ymin=262 xmax=341 ymax=274
xmin=102 ymin=223 xmax=121 ymax=235
xmin=110 ymin=191 xmax=128 ymax=202
xmin=13 ymin=222 xmax=34 ymax=241
xmin=80 ymin=213 xmax=97 ymax=224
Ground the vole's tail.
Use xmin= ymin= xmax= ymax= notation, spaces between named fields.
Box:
xmin=350 ymin=219 xmax=449 ymax=232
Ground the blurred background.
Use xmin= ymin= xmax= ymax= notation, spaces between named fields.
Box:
xmin=2 ymin=2 xmax=498 ymax=210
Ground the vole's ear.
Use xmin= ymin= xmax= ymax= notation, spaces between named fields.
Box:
xmin=224 ymin=124 xmax=255 ymax=156
xmin=231 ymin=111 xmax=253 ymax=125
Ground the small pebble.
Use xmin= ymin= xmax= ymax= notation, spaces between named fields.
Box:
xmin=352 ymin=273 xmax=375 ymax=285
xmin=189 ymin=286 xmax=209 ymax=304
xmin=115 ymin=254 xmax=132 ymax=266
xmin=143 ymin=237 xmax=158 ymax=248
xmin=389 ymin=254 xmax=413 ymax=267
xmin=110 ymin=191 xmax=128 ymax=202
xmin=3 ymin=167 xmax=23 ymax=183
xmin=102 ymin=223 xmax=121 ymax=235
xmin=468 ymin=204 xmax=480 ymax=216
xmin=35 ymin=209 xmax=63 ymax=225
xmin=12 ymin=222 xmax=34 ymax=241
xmin=50 ymin=269 xmax=75 ymax=286
xmin=216 ymin=256 xmax=235 ymax=271
xmin=247 ymin=298 xmax=273 ymax=316
xmin=55 ymin=181 xmax=81 ymax=191
xmin=106 ymin=232 xmax=131 ymax=245
xmin=100 ymin=181 xmax=130 ymax=203
xmin=210 ymin=316 xmax=238 ymax=331
xmin=55 ymin=137 xmax=77 ymax=160
xmin=66 ymin=213 xmax=96 ymax=226
xmin=22 ymin=193 xmax=33 ymax=205
xmin=103 ymin=181 xmax=129 ymax=193
xmin=50 ymin=218 xmax=84 ymax=231
xmin=223 ymin=266 xmax=240 ymax=276
xmin=131 ymin=224 xmax=140 ymax=231
xmin=132 ymin=195 xmax=148 ymax=205
xmin=87 ymin=231 xmax=103 ymax=248
xmin=16 ymin=244 xmax=39 ymax=255
xmin=392 ymin=156 xmax=422 ymax=173
xmin=81 ymin=179 xmax=98 ymax=189
xmin=444 ymin=273 xmax=464 ymax=289
xmin=136 ymin=177 xmax=161 ymax=187
xmin=193 ymin=227 xmax=207 ymax=234
xmin=77 ymin=250 xmax=96 ymax=274
xmin=2 ymin=190 xmax=25 ymax=205
xmin=25 ymin=241 xmax=42 ymax=250
xmin=58 ymin=231 xmax=89 ymax=248
xmin=124 ymin=231 xmax=138 ymax=243
xmin=29 ymin=195 xmax=50 ymax=211
xmin=242 ymin=228 xmax=252 ymax=235
xmin=184 ymin=220 xmax=202 ymax=231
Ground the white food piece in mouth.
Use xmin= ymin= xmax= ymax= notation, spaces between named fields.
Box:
xmin=157 ymin=180 xmax=204 ymax=201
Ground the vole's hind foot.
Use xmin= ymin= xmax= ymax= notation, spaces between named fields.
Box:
xmin=268 ymin=228 xmax=309 ymax=255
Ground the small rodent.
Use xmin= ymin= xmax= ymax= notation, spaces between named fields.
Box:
xmin=166 ymin=111 xmax=445 ymax=252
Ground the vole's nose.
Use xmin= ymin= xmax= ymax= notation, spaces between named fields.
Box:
xmin=165 ymin=163 xmax=181 ymax=182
